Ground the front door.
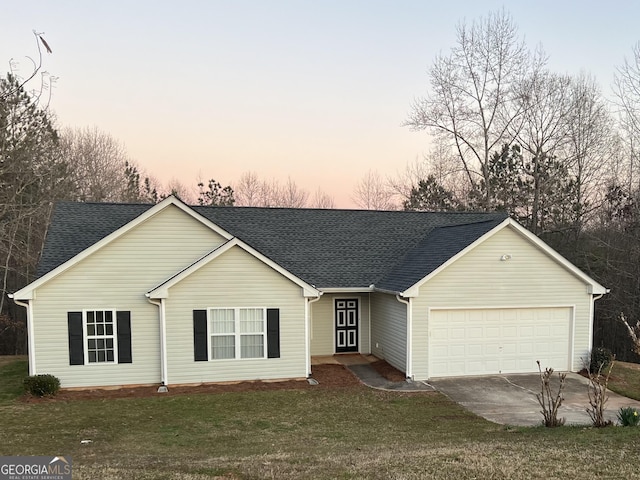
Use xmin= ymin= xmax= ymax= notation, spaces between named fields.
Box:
xmin=335 ymin=299 xmax=358 ymax=353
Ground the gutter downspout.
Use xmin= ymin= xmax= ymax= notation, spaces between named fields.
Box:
xmin=396 ymin=294 xmax=412 ymax=380
xmin=306 ymin=294 xmax=322 ymax=377
xmin=589 ymin=292 xmax=607 ymax=354
xmin=11 ymin=297 xmax=35 ymax=376
xmin=146 ymin=296 xmax=168 ymax=386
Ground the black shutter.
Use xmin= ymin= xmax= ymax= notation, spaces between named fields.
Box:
xmin=117 ymin=311 xmax=132 ymax=364
xmin=68 ymin=311 xmax=84 ymax=365
xmin=193 ymin=310 xmax=208 ymax=361
xmin=267 ymin=308 xmax=280 ymax=358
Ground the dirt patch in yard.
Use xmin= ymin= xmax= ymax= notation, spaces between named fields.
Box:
xmin=21 ymin=364 xmax=361 ymax=403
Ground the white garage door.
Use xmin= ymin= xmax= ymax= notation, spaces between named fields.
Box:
xmin=429 ymin=307 xmax=571 ymax=378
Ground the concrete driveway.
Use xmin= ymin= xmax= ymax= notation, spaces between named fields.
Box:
xmin=430 ymin=373 xmax=640 ymax=426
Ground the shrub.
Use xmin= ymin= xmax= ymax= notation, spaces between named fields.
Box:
xmin=618 ymin=407 xmax=640 ymax=426
xmin=536 ymin=361 xmax=566 ymax=427
xmin=586 ymin=360 xmax=614 ymax=428
xmin=23 ymin=374 xmax=61 ymax=397
xmin=590 ymin=347 xmax=614 ymax=374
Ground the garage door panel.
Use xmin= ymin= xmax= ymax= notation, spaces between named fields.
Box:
xmin=502 ymin=326 xmax=518 ymax=338
xmin=450 ymin=345 xmax=465 ymax=356
xmin=535 ymin=325 xmax=551 ymax=337
xmin=429 ymin=308 xmax=571 ymax=378
xmin=485 ymin=326 xmax=500 ymax=338
xmin=520 ymin=325 xmax=534 ymax=337
xmin=519 ymin=343 xmax=534 ymax=354
xmin=467 ymin=344 xmax=483 ymax=355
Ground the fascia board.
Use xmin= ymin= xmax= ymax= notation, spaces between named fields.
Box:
xmin=319 ymin=287 xmax=375 ymax=294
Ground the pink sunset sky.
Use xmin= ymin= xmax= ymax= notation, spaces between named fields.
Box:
xmin=2 ymin=1 xmax=639 ymax=207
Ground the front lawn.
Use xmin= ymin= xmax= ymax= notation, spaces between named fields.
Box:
xmin=608 ymin=361 xmax=640 ymax=401
xmin=1 ymin=358 xmax=639 ymax=479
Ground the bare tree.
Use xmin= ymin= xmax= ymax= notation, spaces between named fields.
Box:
xmin=60 ymin=126 xmax=131 ymax=202
xmin=234 ymin=172 xmax=311 ymax=208
xmin=389 ymin=138 xmax=467 ymax=207
xmin=406 ymin=10 xmax=530 ymax=207
xmin=311 ymin=188 xmax=335 ymax=209
xmin=352 ymin=170 xmax=397 ymax=210
xmin=564 ymin=74 xmax=613 ymax=232
xmin=234 ymin=171 xmax=263 ymax=206
xmin=2 ymin=30 xmax=56 ymax=108
xmin=273 ymin=177 xmax=308 ymax=208
xmin=510 ymin=69 xmax=573 ymax=232
xmin=165 ymin=178 xmax=196 ymax=204
xmin=613 ymin=42 xmax=640 ymax=189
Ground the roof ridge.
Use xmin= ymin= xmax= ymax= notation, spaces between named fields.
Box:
xmin=430 ymin=216 xmax=508 ymax=229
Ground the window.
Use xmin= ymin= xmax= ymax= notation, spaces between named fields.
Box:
xmin=85 ymin=310 xmax=116 ymax=363
xmin=209 ymin=308 xmax=265 ymax=359
xmin=67 ymin=310 xmax=132 ymax=365
xmin=193 ymin=308 xmax=279 ymax=362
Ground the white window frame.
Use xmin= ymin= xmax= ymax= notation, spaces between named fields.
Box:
xmin=208 ymin=307 xmax=267 ymax=360
xmin=82 ymin=309 xmax=118 ymax=365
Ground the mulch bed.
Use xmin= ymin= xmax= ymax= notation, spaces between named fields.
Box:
xmin=21 ymin=364 xmax=362 ymax=403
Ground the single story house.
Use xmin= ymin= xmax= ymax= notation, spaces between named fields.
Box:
xmin=11 ymin=197 xmax=608 ymax=388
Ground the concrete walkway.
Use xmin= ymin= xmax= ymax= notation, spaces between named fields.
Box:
xmin=345 ymin=363 xmax=436 ymax=392
xmin=321 ymin=354 xmax=436 ymax=392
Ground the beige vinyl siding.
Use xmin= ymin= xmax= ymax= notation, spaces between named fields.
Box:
xmin=310 ymin=295 xmax=334 ymax=355
xmin=30 ymin=205 xmax=226 ymax=388
xmin=310 ymin=294 xmax=370 ymax=356
xmin=411 ymin=226 xmax=592 ymax=380
xmin=360 ymin=295 xmax=371 ymax=354
xmin=164 ymin=245 xmax=307 ymax=384
xmin=370 ymin=292 xmax=407 ymax=373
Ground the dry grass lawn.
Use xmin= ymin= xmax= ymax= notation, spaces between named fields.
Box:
xmin=1 ymin=357 xmax=640 ymax=479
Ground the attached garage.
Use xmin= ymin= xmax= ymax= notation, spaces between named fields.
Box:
xmin=428 ymin=307 xmax=572 ymax=378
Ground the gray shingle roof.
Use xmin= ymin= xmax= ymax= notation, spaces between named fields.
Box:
xmin=37 ymin=201 xmax=508 ymax=292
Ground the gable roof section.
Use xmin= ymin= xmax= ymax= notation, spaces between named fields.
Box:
xmin=376 ymin=218 xmax=505 ymax=294
xmin=13 ymin=197 xmax=232 ymax=300
xmin=394 ymin=218 xmax=608 ymax=297
xmin=147 ymin=237 xmax=320 ymax=298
